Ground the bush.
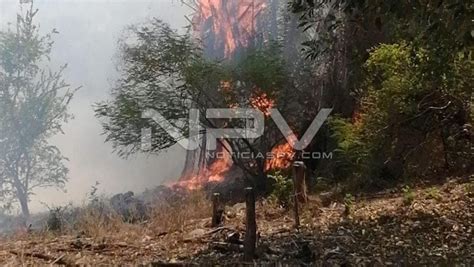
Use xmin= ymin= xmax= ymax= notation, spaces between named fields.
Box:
xmin=110 ymin=191 xmax=148 ymax=223
xmin=425 ymin=187 xmax=442 ymax=201
xmin=46 ymin=207 xmax=62 ymax=232
xmin=313 ymin=176 xmax=332 ymax=192
xmin=328 ymin=116 xmax=371 ymax=189
xmin=465 ymin=182 xmax=474 ymax=198
xmin=269 ymin=172 xmax=293 ymax=207
xmin=343 ymin=193 xmax=355 ymax=214
xmin=43 ymin=203 xmax=79 ymax=232
xmin=402 ymin=186 xmax=415 ymax=206
xmin=327 ymin=42 xmax=472 ymax=190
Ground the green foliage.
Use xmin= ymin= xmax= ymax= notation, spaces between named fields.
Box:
xmin=425 ymin=187 xmax=442 ymax=201
xmin=293 ymin=0 xmax=472 ymax=190
xmin=402 ymin=186 xmax=415 ymax=206
xmin=0 ymin=2 xmax=77 ymax=217
xmin=328 ymin=116 xmax=370 ymax=185
xmin=95 ymin=19 xmax=320 ymax=186
xmin=313 ymin=177 xmax=331 ymax=192
xmin=465 ymin=182 xmax=474 ymax=198
xmin=95 ymin=20 xmax=292 ymax=158
xmin=95 ymin=19 xmax=197 ymax=157
xmin=291 ymin=0 xmax=472 ymax=59
xmin=343 ymin=193 xmax=355 ymax=206
xmin=327 ymin=42 xmax=472 ymax=189
xmin=237 ymin=43 xmax=287 ymax=92
xmin=46 ymin=206 xmax=64 ymax=232
xmin=42 ymin=202 xmax=79 ymax=232
xmin=343 ymin=193 xmax=355 ymax=215
xmin=269 ymin=172 xmax=293 ymax=207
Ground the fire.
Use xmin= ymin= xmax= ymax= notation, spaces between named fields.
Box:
xmin=251 ymin=91 xmax=293 ymax=170
xmin=173 ymin=146 xmax=233 ymax=190
xmin=195 ymin=0 xmax=267 ymax=58
xmin=174 ymin=1 xmax=287 ymax=190
xmin=250 ymin=91 xmax=275 ymax=116
xmin=265 ymin=142 xmax=294 ymax=171
xmin=207 ymin=150 xmax=233 ymax=182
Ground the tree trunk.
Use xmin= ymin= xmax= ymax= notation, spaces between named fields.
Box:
xmin=18 ymin=192 xmax=30 ymax=218
xmin=14 ymin=181 xmax=30 ymax=218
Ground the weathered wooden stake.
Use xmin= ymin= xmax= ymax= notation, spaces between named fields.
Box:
xmin=244 ymin=187 xmax=256 ymax=261
xmin=211 ymin=192 xmax=221 ymax=227
xmin=293 ymin=185 xmax=300 ymax=229
xmin=293 ymin=161 xmax=307 ymax=203
xmin=292 ymin=161 xmax=307 ymax=229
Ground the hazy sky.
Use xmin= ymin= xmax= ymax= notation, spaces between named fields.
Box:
xmin=0 ymin=0 xmax=191 ymax=212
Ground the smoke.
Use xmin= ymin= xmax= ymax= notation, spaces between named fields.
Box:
xmin=0 ymin=0 xmax=191 ymax=213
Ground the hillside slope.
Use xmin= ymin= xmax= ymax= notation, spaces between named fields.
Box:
xmin=0 ymin=177 xmax=472 ymax=265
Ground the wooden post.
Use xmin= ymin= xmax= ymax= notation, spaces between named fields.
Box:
xmin=293 ymin=161 xmax=307 ymax=229
xmin=244 ymin=187 xmax=256 ymax=261
xmin=292 ymin=161 xmax=307 ymax=203
xmin=211 ymin=193 xmax=221 ymax=227
xmin=293 ymin=185 xmax=300 ymax=229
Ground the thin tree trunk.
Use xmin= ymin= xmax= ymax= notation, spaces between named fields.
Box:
xmin=17 ymin=190 xmax=30 ymax=219
xmin=13 ymin=178 xmax=30 ymax=218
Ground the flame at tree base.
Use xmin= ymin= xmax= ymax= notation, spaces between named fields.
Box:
xmin=171 ymin=148 xmax=233 ymax=190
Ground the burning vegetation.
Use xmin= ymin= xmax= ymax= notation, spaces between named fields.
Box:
xmin=173 ymin=147 xmax=233 ymax=190
xmin=265 ymin=142 xmax=294 ymax=171
xmin=1 ymin=0 xmax=472 ymax=265
xmin=194 ymin=0 xmax=268 ymax=58
xmin=170 ymin=0 xmax=301 ymax=190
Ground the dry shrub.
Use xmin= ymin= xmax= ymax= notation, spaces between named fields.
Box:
xmin=149 ymin=190 xmax=211 ymax=234
xmin=71 ymin=197 xmax=134 ymax=239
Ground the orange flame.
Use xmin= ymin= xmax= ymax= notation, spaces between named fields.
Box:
xmin=173 ymin=146 xmax=233 ymax=190
xmin=251 ymin=91 xmax=294 ymax=170
xmin=196 ymin=0 xmax=267 ymax=58
xmin=250 ymin=91 xmax=275 ymax=116
xmin=265 ymin=142 xmax=294 ymax=171
xmin=174 ymin=1 xmax=288 ymax=190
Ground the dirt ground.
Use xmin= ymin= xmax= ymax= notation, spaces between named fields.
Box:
xmin=0 ymin=177 xmax=472 ymax=266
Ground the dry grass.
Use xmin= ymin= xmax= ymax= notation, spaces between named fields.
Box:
xmin=0 ymin=189 xmax=214 ymax=265
xmin=0 ymin=180 xmax=472 ymax=265
xmin=60 ymin=189 xmax=213 ymax=242
xmin=148 ymin=190 xmax=212 ymax=234
xmin=74 ymin=206 xmax=126 ymax=237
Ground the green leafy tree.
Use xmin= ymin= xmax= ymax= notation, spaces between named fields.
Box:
xmin=291 ymin=0 xmax=472 ymax=189
xmin=0 ymin=3 xmax=78 ymax=217
xmin=95 ymin=20 xmax=322 ymax=190
xmin=329 ymin=42 xmax=472 ymax=189
xmin=291 ymin=0 xmax=472 ymax=58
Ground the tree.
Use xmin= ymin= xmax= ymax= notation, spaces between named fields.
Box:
xmin=291 ymin=0 xmax=472 ymax=58
xmin=330 ymin=43 xmax=472 ymax=189
xmin=291 ymin=0 xmax=473 ymax=187
xmin=0 ymin=3 xmax=78 ymax=218
xmin=95 ymin=19 xmax=322 ymax=190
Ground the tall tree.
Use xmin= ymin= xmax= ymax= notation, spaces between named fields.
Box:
xmin=0 ymin=3 xmax=78 ymax=217
xmin=95 ymin=20 xmax=322 ymax=190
